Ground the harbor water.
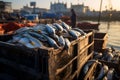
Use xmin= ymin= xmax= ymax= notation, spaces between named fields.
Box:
xmin=81 ymin=21 xmax=120 ymax=50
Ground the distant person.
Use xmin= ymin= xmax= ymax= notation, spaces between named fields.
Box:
xmin=16 ymin=13 xmax=20 ymax=19
xmin=70 ymin=9 xmax=76 ymax=28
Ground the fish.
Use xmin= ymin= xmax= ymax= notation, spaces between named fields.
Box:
xmin=45 ymin=24 xmax=55 ymax=35
xmin=50 ymin=34 xmax=59 ymax=42
xmin=68 ymin=30 xmax=80 ymax=39
xmin=64 ymin=38 xmax=71 ymax=50
xmin=96 ymin=64 xmax=109 ymax=80
xmin=106 ymin=68 xmax=114 ymax=80
xmin=102 ymin=51 xmax=113 ymax=61
xmin=7 ymin=34 xmax=23 ymax=43
xmin=61 ymin=22 xmax=70 ymax=30
xmin=94 ymin=52 xmax=103 ymax=59
xmin=72 ymin=28 xmax=86 ymax=35
xmin=14 ymin=27 xmax=32 ymax=34
xmin=18 ymin=37 xmax=35 ymax=48
xmin=111 ymin=54 xmax=119 ymax=63
xmin=53 ymin=23 xmax=63 ymax=32
xmin=106 ymin=52 xmax=113 ymax=62
xmin=63 ymin=29 xmax=68 ymax=33
xmin=64 ymin=38 xmax=71 ymax=55
xmin=22 ymin=33 xmax=43 ymax=48
xmin=103 ymin=76 xmax=108 ymax=80
xmin=83 ymin=60 xmax=99 ymax=75
xmin=28 ymin=31 xmax=47 ymax=42
xmin=42 ymin=34 xmax=59 ymax=49
xmin=32 ymin=24 xmax=46 ymax=31
xmin=32 ymin=25 xmax=48 ymax=35
xmin=58 ymin=35 xmax=65 ymax=47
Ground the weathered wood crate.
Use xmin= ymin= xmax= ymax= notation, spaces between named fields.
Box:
xmin=67 ymin=30 xmax=94 ymax=80
xmin=0 ymin=40 xmax=77 ymax=80
xmin=94 ymin=32 xmax=108 ymax=52
xmin=0 ymin=30 xmax=94 ymax=80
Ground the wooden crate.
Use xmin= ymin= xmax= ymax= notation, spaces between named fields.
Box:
xmin=94 ymin=32 xmax=108 ymax=52
xmin=68 ymin=30 xmax=94 ymax=80
xmin=0 ymin=30 xmax=94 ymax=80
xmin=77 ymin=30 xmax=94 ymax=66
xmin=0 ymin=37 xmax=78 ymax=80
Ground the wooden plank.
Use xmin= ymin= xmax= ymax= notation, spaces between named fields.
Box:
xmin=55 ymin=42 xmax=94 ymax=75
xmin=77 ymin=52 xmax=93 ymax=76
xmin=56 ymin=56 xmax=77 ymax=75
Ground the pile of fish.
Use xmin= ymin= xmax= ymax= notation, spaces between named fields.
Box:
xmin=93 ymin=47 xmax=120 ymax=64
xmin=7 ymin=21 xmax=86 ymax=49
xmin=81 ymin=59 xmax=119 ymax=80
xmin=80 ymin=47 xmax=120 ymax=80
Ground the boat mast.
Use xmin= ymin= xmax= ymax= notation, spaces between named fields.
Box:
xmin=107 ymin=0 xmax=113 ymax=31
xmin=98 ymin=0 xmax=103 ymax=24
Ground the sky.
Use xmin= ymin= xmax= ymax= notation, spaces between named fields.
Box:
xmin=2 ymin=0 xmax=120 ymax=11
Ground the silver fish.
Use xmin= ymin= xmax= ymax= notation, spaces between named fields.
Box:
xmin=107 ymin=52 xmax=113 ymax=62
xmin=28 ymin=31 xmax=47 ymax=41
xmin=64 ymin=38 xmax=71 ymax=55
xmin=18 ymin=37 xmax=35 ymax=48
xmin=61 ymin=22 xmax=70 ymax=30
xmin=63 ymin=29 xmax=68 ymax=33
xmin=7 ymin=34 xmax=23 ymax=43
xmin=106 ymin=68 xmax=114 ymax=80
xmin=33 ymin=24 xmax=46 ymax=31
xmin=64 ymin=38 xmax=71 ymax=49
xmin=53 ymin=23 xmax=63 ymax=32
xmin=72 ymin=28 xmax=86 ymax=35
xmin=103 ymin=76 xmax=108 ymax=80
xmin=22 ymin=33 xmax=43 ymax=48
xmin=68 ymin=30 xmax=79 ymax=39
xmin=94 ymin=52 xmax=103 ymax=59
xmin=83 ymin=60 xmax=98 ymax=75
xmin=112 ymin=54 xmax=119 ymax=63
xmin=45 ymin=24 xmax=55 ymax=35
xmin=42 ymin=34 xmax=59 ymax=49
xmin=96 ymin=65 xmax=109 ymax=80
xmin=58 ymin=35 xmax=65 ymax=47
xmin=14 ymin=27 xmax=31 ymax=34
xmin=50 ymin=34 xmax=59 ymax=41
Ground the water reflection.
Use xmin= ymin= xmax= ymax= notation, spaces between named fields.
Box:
xmin=82 ymin=21 xmax=120 ymax=50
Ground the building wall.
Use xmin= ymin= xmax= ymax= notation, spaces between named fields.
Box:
xmin=50 ymin=2 xmax=68 ymax=13
xmin=0 ymin=1 xmax=12 ymax=13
